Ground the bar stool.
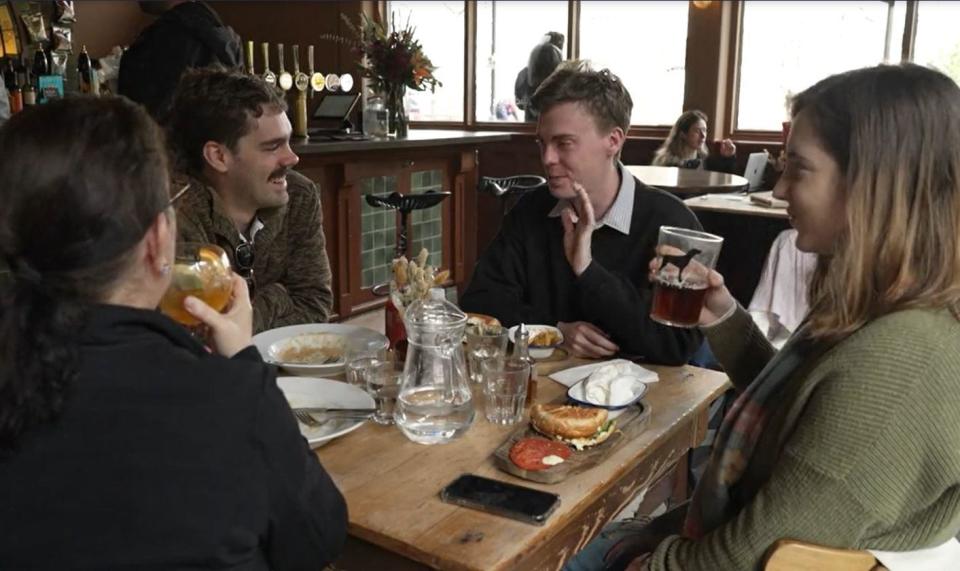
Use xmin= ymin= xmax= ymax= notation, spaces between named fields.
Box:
xmin=366 ymin=190 xmax=450 ymax=296
xmin=478 ymin=175 xmax=546 ymax=216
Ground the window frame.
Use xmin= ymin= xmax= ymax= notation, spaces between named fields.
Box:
xmin=388 ymin=0 xmax=679 ymax=138
xmin=724 ymin=0 xmax=922 ymax=143
xmin=388 ymin=0 xmax=930 ymax=140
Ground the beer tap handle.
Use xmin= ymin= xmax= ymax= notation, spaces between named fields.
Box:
xmin=245 ymin=40 xmax=255 ymax=75
xmin=261 ymin=42 xmax=270 ymax=72
xmin=308 ymin=45 xmax=315 ymax=74
xmin=292 ymin=44 xmax=301 ymax=75
xmin=277 ymin=43 xmax=286 ymax=73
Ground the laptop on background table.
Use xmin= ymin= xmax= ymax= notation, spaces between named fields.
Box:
xmin=743 ymin=151 xmax=769 ymax=192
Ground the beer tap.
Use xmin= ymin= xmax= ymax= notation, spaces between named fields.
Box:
xmin=291 ymin=44 xmax=309 ymax=140
xmin=308 ymin=45 xmax=324 ymax=98
xmin=260 ymin=42 xmax=276 ymax=87
xmin=277 ymin=43 xmax=293 ymax=92
xmin=245 ymin=40 xmax=255 ymax=75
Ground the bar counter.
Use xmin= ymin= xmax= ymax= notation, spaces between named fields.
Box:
xmin=295 ymin=130 xmax=515 ymax=319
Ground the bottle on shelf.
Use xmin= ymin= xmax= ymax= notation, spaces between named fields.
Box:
xmin=22 ymin=69 xmax=36 ymax=106
xmin=77 ymin=44 xmax=96 ymax=94
xmin=31 ymin=46 xmax=48 ymax=80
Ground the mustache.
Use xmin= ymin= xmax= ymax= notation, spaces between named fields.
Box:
xmin=268 ymin=167 xmax=291 ymax=181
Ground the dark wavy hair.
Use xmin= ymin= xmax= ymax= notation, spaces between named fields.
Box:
xmin=0 ymin=96 xmax=170 ymax=451
xmin=530 ymin=60 xmax=633 ymax=135
xmin=165 ymin=66 xmax=287 ymax=177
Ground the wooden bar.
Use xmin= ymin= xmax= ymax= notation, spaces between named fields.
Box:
xmin=292 ymin=131 xmax=512 ymax=318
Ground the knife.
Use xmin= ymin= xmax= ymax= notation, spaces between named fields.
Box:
xmin=293 ymin=407 xmax=375 ymax=415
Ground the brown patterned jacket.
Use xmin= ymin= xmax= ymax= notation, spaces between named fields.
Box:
xmin=176 ymin=171 xmax=333 ymax=332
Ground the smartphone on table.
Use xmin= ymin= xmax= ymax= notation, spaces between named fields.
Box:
xmin=440 ymin=473 xmax=561 ymax=525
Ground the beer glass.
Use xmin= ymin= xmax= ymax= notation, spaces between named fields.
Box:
xmin=159 ymin=243 xmax=233 ymax=326
xmin=650 ymin=227 xmax=723 ymax=328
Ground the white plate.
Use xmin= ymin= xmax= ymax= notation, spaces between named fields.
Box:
xmin=507 ymin=324 xmax=564 ymax=359
xmin=277 ymin=376 xmax=375 ymax=448
xmin=254 ymin=323 xmax=388 ymax=376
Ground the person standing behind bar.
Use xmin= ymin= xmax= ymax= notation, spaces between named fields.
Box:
xmin=119 ymin=0 xmax=242 ymax=120
xmin=462 ymin=61 xmax=703 ymax=364
xmin=167 ymin=68 xmax=334 ymax=333
xmin=0 ymin=96 xmax=346 ymax=569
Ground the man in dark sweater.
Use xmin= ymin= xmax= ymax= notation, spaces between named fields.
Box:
xmin=461 ymin=62 xmax=703 ymax=365
xmin=119 ymin=1 xmax=242 ymax=121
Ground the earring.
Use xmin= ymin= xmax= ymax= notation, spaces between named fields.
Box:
xmin=160 ymin=262 xmax=171 ymax=276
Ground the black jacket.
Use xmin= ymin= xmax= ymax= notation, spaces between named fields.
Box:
xmin=0 ymin=304 xmax=347 ymax=569
xmin=461 ymin=179 xmax=704 ymax=366
xmin=119 ymin=1 xmax=242 ymax=120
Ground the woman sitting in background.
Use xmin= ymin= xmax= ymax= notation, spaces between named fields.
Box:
xmin=0 ymin=97 xmax=347 ymax=569
xmin=652 ymin=109 xmax=736 ymax=173
xmin=568 ymin=63 xmax=960 ymax=571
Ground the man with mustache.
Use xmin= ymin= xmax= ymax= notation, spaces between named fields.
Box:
xmin=167 ymin=68 xmax=333 ymax=332
xmin=462 ymin=62 xmax=702 ymax=364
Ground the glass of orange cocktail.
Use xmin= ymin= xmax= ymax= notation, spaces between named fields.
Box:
xmin=159 ymin=243 xmax=233 ymax=326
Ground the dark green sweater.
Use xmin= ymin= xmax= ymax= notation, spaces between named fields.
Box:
xmin=651 ymin=306 xmax=960 ymax=569
xmin=461 ymin=180 xmax=703 ymax=365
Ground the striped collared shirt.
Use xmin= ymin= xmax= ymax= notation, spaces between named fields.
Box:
xmin=547 ymin=162 xmax=634 ymax=235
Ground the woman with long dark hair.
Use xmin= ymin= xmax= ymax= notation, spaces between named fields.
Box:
xmin=652 ymin=109 xmax=737 ymax=173
xmin=0 ymin=97 xmax=346 ymax=569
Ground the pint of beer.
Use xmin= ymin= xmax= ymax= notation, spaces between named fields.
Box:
xmin=650 ymin=227 xmax=723 ymax=328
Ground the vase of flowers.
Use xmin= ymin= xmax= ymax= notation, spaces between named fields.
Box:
xmin=384 ymin=83 xmax=408 ymax=138
xmin=334 ymin=12 xmax=441 ymax=138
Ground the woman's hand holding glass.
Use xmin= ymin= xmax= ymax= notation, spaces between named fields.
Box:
xmin=649 ymin=245 xmax=736 ymax=327
xmin=184 ymin=274 xmax=253 ymax=358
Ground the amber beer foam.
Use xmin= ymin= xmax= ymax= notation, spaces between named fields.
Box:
xmin=651 ymin=277 xmax=708 ymax=328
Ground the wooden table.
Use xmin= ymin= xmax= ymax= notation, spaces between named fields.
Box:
xmin=627 ymin=165 xmax=749 ymax=196
xmin=316 ymin=357 xmax=729 ymax=571
xmin=684 ymin=193 xmax=789 ymax=220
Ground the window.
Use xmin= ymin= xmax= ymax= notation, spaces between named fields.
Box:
xmin=736 ymin=1 xmax=905 ymax=131
xmin=913 ymin=1 xmax=960 ymax=86
xmin=475 ymin=1 xmax=567 ymax=123
xmin=580 ymin=1 xmax=689 ymax=126
xmin=390 ymin=1 xmax=465 ymax=122
xmin=0 ymin=3 xmax=19 ymax=57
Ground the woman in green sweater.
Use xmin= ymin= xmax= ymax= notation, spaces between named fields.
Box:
xmin=569 ymin=64 xmax=960 ymax=571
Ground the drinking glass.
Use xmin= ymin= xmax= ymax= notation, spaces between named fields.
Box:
xmin=481 ymin=359 xmax=530 ymax=425
xmin=465 ymin=327 xmax=508 ymax=385
xmin=159 ymin=242 xmax=233 ymax=326
xmin=345 ymin=337 xmax=390 ymax=388
xmin=650 ymin=227 xmax=723 ymax=328
xmin=367 ymin=364 xmax=403 ymax=425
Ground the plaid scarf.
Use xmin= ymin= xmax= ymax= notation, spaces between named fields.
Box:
xmin=682 ymin=331 xmax=817 ymax=538
xmin=604 ymin=328 xmax=822 ymax=571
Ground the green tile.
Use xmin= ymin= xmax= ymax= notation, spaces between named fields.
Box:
xmin=374 ymin=248 xmax=384 ymax=266
xmin=362 ymin=252 xmax=373 ymax=270
xmin=386 ymin=177 xmax=397 ymax=193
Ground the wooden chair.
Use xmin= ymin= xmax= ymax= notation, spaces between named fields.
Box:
xmin=764 ymin=539 xmax=887 ymax=571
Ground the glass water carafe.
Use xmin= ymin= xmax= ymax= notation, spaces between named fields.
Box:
xmin=395 ymin=298 xmax=474 ymax=444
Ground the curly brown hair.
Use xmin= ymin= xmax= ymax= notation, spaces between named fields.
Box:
xmin=166 ymin=66 xmax=287 ymax=176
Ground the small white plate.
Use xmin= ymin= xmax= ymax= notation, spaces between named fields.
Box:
xmin=277 ymin=376 xmax=375 ymax=448
xmin=566 ymin=378 xmax=647 ymax=410
xmin=508 ymin=324 xmax=564 ymax=359
xmin=254 ymin=323 xmax=388 ymax=376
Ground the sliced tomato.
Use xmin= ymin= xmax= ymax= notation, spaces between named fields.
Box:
xmin=509 ymin=437 xmax=572 ymax=471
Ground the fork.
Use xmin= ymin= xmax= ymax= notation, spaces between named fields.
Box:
xmin=293 ymin=409 xmax=332 ymax=427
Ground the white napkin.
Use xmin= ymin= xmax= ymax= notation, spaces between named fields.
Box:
xmin=869 ymin=538 xmax=960 ymax=571
xmin=549 ymin=359 xmax=658 ymax=388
